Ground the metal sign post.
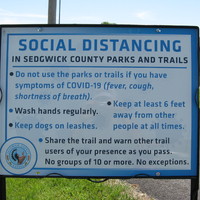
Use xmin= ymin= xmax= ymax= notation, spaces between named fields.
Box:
xmin=48 ymin=0 xmax=57 ymax=24
xmin=191 ymin=178 xmax=199 ymax=200
xmin=0 ymin=177 xmax=6 ymax=200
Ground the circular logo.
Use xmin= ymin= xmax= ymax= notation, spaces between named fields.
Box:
xmin=6 ymin=143 xmax=31 ymax=169
xmin=0 ymin=137 xmax=37 ymax=175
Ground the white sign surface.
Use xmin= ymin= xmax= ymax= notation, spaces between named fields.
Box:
xmin=0 ymin=26 xmax=198 ymax=177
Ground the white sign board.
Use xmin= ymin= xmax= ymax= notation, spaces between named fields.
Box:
xmin=0 ymin=25 xmax=198 ymax=177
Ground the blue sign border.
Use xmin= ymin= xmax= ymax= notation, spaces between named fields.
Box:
xmin=0 ymin=25 xmax=199 ymax=178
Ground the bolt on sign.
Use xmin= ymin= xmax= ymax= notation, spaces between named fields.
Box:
xmin=0 ymin=25 xmax=199 ymax=177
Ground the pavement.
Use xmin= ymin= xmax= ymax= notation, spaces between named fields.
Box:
xmin=126 ymin=178 xmax=199 ymax=200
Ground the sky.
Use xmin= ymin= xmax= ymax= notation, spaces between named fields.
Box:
xmin=0 ymin=0 xmax=200 ymax=27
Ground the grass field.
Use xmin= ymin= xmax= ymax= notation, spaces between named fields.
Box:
xmin=6 ymin=178 xmax=136 ymax=200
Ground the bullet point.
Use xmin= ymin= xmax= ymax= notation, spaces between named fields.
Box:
xmin=9 ymin=108 xmax=13 ymax=113
xmin=9 ymin=123 xmax=13 ymax=127
xmin=107 ymin=101 xmax=111 ymax=106
xmin=39 ymin=138 xmax=43 ymax=142
xmin=9 ymin=72 xmax=14 ymax=76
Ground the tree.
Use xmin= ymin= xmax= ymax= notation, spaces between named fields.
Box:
xmin=101 ymin=22 xmax=116 ymax=25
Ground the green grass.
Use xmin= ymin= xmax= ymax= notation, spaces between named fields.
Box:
xmin=6 ymin=178 xmax=136 ymax=200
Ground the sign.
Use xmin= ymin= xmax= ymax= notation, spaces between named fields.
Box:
xmin=0 ymin=25 xmax=199 ymax=177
